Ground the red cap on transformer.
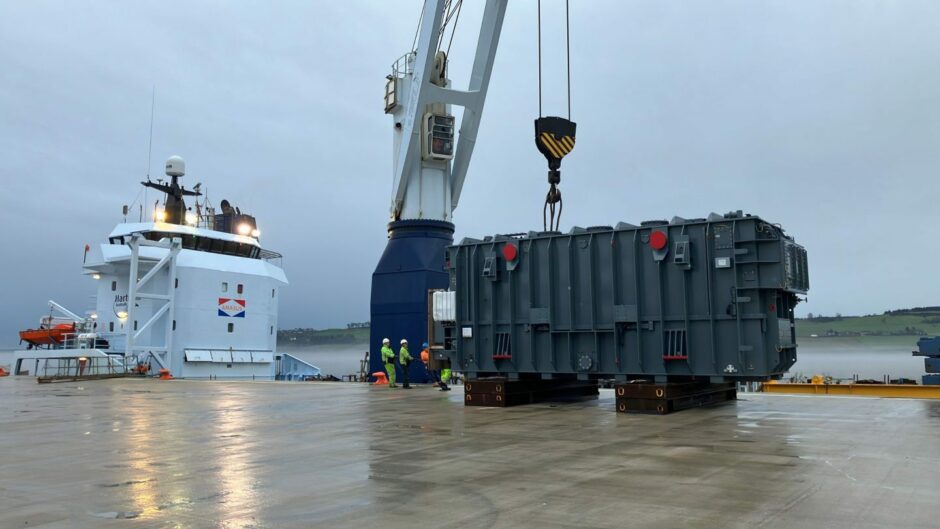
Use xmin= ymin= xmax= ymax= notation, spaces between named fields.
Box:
xmin=502 ymin=243 xmax=518 ymax=261
xmin=649 ymin=230 xmax=668 ymax=250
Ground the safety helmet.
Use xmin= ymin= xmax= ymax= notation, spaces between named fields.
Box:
xmin=382 ymin=338 xmax=390 ymax=344
xmin=401 ymin=339 xmax=408 ymax=344
xmin=422 ymin=342 xmax=429 ymax=348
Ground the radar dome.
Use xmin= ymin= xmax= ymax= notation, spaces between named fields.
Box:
xmin=165 ymin=156 xmax=185 ymax=177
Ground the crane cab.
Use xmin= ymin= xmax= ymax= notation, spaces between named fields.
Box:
xmin=422 ymin=113 xmax=455 ymax=161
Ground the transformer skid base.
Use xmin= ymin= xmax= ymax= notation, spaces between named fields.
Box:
xmin=464 ymin=377 xmax=599 ymax=407
xmin=614 ymin=381 xmax=737 ymax=415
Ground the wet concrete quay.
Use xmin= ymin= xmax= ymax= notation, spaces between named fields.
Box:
xmin=1 ymin=378 xmax=939 ymax=528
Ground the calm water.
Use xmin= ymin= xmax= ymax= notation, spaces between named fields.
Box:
xmin=0 ymin=341 xmax=925 ymax=380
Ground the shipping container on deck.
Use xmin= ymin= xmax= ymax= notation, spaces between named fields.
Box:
xmin=443 ymin=211 xmax=809 ymax=383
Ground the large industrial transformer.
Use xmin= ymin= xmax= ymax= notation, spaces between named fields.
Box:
xmin=438 ymin=211 xmax=809 ymax=383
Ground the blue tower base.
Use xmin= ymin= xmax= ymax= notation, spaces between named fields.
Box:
xmin=370 ymin=220 xmax=454 ymax=384
xmin=923 ymin=375 xmax=940 ymax=386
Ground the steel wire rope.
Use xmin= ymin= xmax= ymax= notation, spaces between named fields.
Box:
xmin=557 ymin=0 xmax=570 ymax=231
xmin=444 ymin=0 xmax=463 ymax=58
xmin=411 ymin=2 xmax=426 ymax=53
xmin=537 ymin=0 xmax=572 ymax=232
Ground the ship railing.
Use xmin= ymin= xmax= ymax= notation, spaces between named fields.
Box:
xmin=390 ymin=51 xmax=416 ymax=79
xmin=259 ymin=249 xmax=283 ymax=265
xmin=194 ymin=213 xmax=216 ymax=231
xmin=37 ymin=355 xmax=128 ymax=380
xmin=58 ymin=332 xmax=115 ymax=351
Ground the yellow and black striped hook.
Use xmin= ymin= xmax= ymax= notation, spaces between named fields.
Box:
xmin=535 ymin=116 xmax=575 ymax=232
xmin=535 ymin=116 xmax=576 ymax=171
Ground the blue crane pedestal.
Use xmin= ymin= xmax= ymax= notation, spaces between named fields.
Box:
xmin=370 ymin=220 xmax=454 ymax=384
xmin=916 ymin=336 xmax=940 ymax=385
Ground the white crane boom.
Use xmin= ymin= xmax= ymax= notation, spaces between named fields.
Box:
xmin=386 ymin=0 xmax=508 ymax=222
xmin=47 ymin=300 xmax=84 ymax=323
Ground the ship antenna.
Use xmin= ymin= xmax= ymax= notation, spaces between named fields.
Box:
xmin=143 ymin=86 xmax=155 ymax=221
xmin=147 ymin=86 xmax=155 ymax=180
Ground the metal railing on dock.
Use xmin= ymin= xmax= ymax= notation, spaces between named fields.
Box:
xmin=36 ymin=355 xmax=128 ymax=383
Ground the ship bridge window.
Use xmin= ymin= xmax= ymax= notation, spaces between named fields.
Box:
xmin=111 ymin=281 xmax=117 ymax=291
xmin=140 ymin=231 xmax=261 ymax=259
xmin=222 ymin=282 xmax=228 ymax=293
xmin=237 ymin=284 xmax=243 ymax=294
xmin=228 ymin=322 xmax=234 ymax=333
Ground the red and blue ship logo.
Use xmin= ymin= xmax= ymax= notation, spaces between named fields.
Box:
xmin=218 ymin=298 xmax=246 ymax=317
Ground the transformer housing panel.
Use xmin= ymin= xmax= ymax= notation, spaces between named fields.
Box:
xmin=444 ymin=212 xmax=808 ymax=382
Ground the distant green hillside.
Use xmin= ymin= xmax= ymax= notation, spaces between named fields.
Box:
xmin=278 ymin=327 xmax=369 ymax=346
xmin=275 ymin=309 xmax=940 ymax=348
xmin=797 ymin=307 xmax=940 ymax=345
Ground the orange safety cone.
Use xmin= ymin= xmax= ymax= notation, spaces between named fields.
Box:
xmin=0 ymin=367 xmax=8 ymax=377
xmin=158 ymin=368 xmax=173 ymax=380
xmin=372 ymin=371 xmax=388 ymax=385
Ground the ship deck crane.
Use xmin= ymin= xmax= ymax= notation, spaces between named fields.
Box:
xmin=385 ymin=0 xmax=506 ymax=223
xmin=370 ymin=0 xmax=575 ymax=381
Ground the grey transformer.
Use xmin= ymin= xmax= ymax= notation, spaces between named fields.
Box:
xmin=442 ymin=211 xmax=809 ymax=383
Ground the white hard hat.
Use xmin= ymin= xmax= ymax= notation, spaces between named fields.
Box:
xmin=382 ymin=338 xmax=390 ymax=344
xmin=400 ymin=339 xmax=408 ymax=344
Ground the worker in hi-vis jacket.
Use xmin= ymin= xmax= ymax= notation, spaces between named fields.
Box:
xmin=420 ymin=342 xmax=450 ymax=391
xmin=381 ymin=338 xmax=397 ymax=388
xmin=399 ymin=339 xmax=413 ymax=389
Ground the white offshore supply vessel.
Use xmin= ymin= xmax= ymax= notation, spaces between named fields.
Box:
xmin=12 ymin=156 xmax=319 ymax=380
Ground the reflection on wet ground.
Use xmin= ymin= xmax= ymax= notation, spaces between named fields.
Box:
xmin=0 ymin=378 xmax=938 ymax=528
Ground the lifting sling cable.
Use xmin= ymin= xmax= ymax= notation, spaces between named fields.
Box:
xmin=412 ymin=0 xmax=461 ymax=56
xmin=438 ymin=0 xmax=463 ymax=57
xmin=536 ymin=0 xmax=575 ymax=232
xmin=411 ymin=2 xmax=425 ymax=53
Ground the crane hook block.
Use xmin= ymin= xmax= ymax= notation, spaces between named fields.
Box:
xmin=535 ymin=116 xmax=577 ymax=171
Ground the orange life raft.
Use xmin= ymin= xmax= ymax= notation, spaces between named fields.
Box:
xmin=18 ymin=323 xmax=75 ymax=346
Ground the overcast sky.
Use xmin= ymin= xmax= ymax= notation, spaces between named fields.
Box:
xmin=1 ymin=1 xmax=938 ymax=346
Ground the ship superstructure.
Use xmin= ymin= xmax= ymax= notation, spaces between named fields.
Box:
xmin=13 ymin=156 xmax=311 ymax=380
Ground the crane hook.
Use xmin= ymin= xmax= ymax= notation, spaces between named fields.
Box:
xmin=535 ymin=116 xmax=576 ymax=232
